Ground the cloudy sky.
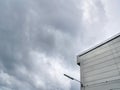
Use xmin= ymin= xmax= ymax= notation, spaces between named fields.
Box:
xmin=0 ymin=0 xmax=120 ymax=90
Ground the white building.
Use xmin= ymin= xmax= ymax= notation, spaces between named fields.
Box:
xmin=77 ymin=33 xmax=120 ymax=90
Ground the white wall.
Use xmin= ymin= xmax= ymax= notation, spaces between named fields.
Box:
xmin=78 ymin=36 xmax=120 ymax=90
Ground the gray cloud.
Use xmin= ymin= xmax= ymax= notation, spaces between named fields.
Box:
xmin=0 ymin=0 xmax=120 ymax=90
xmin=0 ymin=0 xmax=81 ymax=90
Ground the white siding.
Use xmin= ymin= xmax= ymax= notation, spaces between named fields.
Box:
xmin=77 ymin=35 xmax=120 ymax=89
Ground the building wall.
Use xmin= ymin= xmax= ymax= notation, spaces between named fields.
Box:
xmin=77 ymin=35 xmax=120 ymax=90
xmin=85 ymin=79 xmax=120 ymax=90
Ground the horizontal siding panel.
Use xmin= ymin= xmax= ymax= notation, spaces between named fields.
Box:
xmin=80 ymin=41 xmax=120 ymax=64
xmin=110 ymin=41 xmax=120 ymax=48
xmin=83 ymin=59 xmax=115 ymax=73
xmin=113 ymin=52 xmax=120 ymax=58
xmin=83 ymin=51 xmax=113 ymax=65
xmin=83 ymin=54 xmax=114 ymax=68
xmin=84 ymin=70 xmax=119 ymax=83
xmin=85 ymin=76 xmax=120 ymax=86
xmin=81 ymin=47 xmax=110 ymax=62
xmin=117 ymin=63 xmax=120 ymax=71
xmin=84 ymin=64 xmax=117 ymax=77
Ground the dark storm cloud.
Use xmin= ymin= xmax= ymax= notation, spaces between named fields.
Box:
xmin=0 ymin=0 xmax=81 ymax=90
xmin=22 ymin=0 xmax=83 ymax=64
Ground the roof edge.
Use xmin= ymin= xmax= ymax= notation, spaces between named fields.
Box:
xmin=78 ymin=32 xmax=120 ymax=57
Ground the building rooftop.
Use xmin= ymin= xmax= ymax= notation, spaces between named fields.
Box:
xmin=77 ymin=32 xmax=120 ymax=57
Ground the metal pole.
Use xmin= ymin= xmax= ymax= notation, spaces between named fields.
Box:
xmin=64 ymin=74 xmax=82 ymax=88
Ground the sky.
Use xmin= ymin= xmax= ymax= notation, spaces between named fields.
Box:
xmin=0 ymin=0 xmax=120 ymax=90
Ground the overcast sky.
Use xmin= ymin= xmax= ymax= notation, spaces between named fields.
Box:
xmin=0 ymin=0 xmax=120 ymax=90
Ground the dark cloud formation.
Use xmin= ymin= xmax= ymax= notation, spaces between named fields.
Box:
xmin=0 ymin=0 xmax=81 ymax=90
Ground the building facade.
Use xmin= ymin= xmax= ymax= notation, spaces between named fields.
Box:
xmin=77 ymin=33 xmax=120 ymax=90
